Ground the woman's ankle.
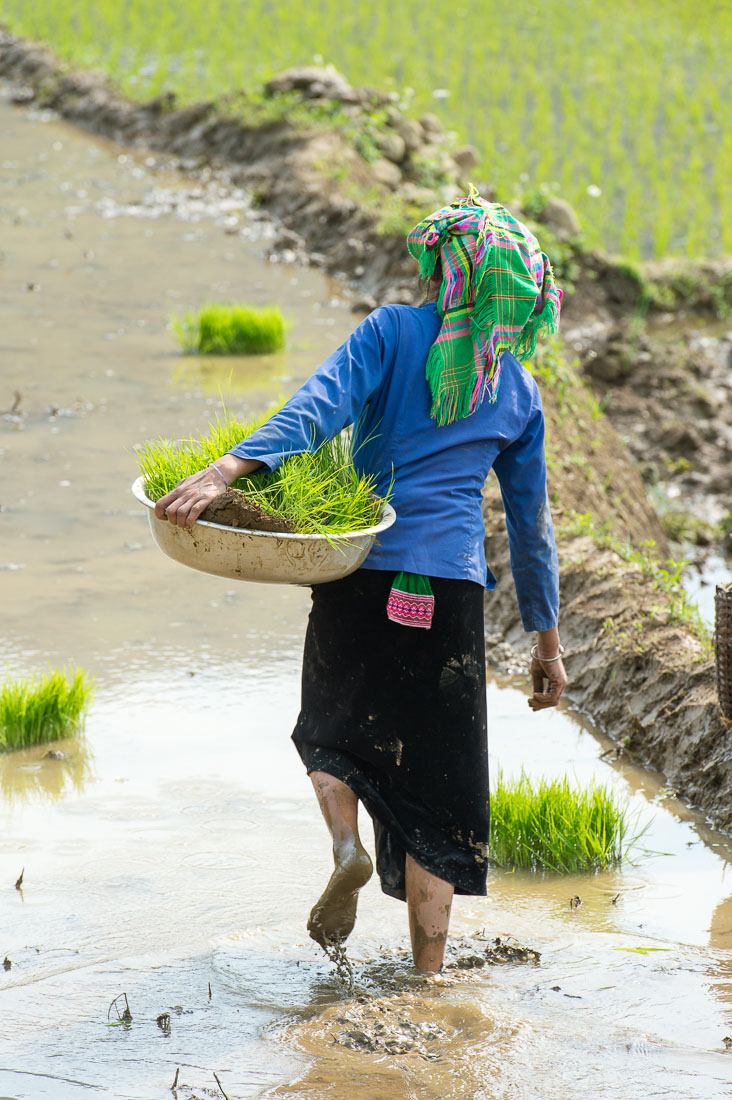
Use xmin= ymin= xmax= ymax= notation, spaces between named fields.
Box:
xmin=405 ymin=853 xmax=453 ymax=971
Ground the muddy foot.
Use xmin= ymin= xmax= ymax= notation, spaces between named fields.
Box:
xmin=308 ymin=842 xmax=373 ymax=948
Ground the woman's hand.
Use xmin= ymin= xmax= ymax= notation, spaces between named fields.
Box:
xmin=154 ymin=454 xmax=263 ymax=528
xmin=527 ymin=627 xmax=567 ymax=711
xmin=528 ymin=654 xmax=568 ymax=710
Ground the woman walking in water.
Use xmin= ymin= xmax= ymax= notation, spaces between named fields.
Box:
xmin=155 ymin=190 xmax=567 ymax=972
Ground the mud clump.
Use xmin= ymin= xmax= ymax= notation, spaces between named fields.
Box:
xmin=483 ymin=936 xmax=541 ymax=965
xmin=201 ymin=488 xmax=294 ymax=533
xmin=448 ymin=934 xmax=541 ymax=971
xmin=335 ymin=1001 xmax=447 ymax=1058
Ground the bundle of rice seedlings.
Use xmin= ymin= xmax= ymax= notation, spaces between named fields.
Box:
xmin=137 ymin=412 xmax=386 ymax=536
xmin=0 ymin=669 xmax=94 ymax=751
xmin=489 ymin=772 xmax=640 ymax=874
xmin=173 ymin=303 xmax=286 ymax=355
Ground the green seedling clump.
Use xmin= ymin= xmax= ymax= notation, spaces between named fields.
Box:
xmin=173 ymin=303 xmax=286 ymax=355
xmin=490 ymin=772 xmax=638 ymax=873
xmin=137 ymin=412 xmax=385 ymax=536
xmin=0 ymin=669 xmax=94 ymax=751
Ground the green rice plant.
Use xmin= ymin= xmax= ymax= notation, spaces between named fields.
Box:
xmin=0 ymin=669 xmax=94 ymax=751
xmin=172 ymin=303 xmax=286 ymax=355
xmin=490 ymin=771 xmax=639 ymax=873
xmin=5 ymin=0 xmax=732 ymax=257
xmin=137 ymin=411 xmax=386 ymax=535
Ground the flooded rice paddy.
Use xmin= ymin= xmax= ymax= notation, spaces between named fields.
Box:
xmin=1 ymin=87 xmax=732 ymax=1100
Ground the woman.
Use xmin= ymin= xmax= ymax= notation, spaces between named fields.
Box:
xmin=155 ymin=191 xmax=567 ymax=973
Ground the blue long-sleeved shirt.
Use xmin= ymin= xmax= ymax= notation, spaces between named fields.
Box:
xmin=228 ymin=303 xmax=559 ymax=630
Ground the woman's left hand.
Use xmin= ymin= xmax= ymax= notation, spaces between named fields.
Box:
xmin=528 ymin=655 xmax=568 ymax=711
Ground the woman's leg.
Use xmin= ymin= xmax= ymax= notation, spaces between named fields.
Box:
xmin=405 ymin=853 xmax=454 ymax=972
xmin=307 ymin=770 xmax=373 ymax=947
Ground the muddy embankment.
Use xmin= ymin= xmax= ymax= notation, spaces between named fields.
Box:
xmin=1 ymin=28 xmax=731 ymax=828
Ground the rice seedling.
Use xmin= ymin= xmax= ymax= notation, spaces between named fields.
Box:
xmin=489 ymin=771 xmax=640 ymax=873
xmin=173 ymin=303 xmax=286 ymax=355
xmin=0 ymin=669 xmax=94 ymax=751
xmin=5 ymin=0 xmax=731 ymax=258
xmin=137 ymin=411 xmax=386 ymax=535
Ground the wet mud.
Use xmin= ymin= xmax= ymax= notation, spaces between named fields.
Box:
xmin=202 ymin=488 xmax=295 ymax=533
xmin=2 ymin=69 xmax=732 ymax=1100
xmin=568 ymin=314 xmax=732 ymax=536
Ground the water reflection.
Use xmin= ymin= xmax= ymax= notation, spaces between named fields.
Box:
xmin=170 ymin=351 xmax=289 ymax=398
xmin=684 ymin=553 xmax=732 ymax=630
xmin=0 ymin=737 xmax=94 ymax=804
xmin=708 ymin=893 xmax=732 ymax=1014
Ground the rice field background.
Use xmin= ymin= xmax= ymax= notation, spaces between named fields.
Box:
xmin=3 ymin=0 xmax=731 ymax=259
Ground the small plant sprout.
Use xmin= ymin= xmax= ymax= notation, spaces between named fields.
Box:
xmin=489 ymin=772 xmax=641 ymax=873
xmin=173 ymin=303 xmax=286 ymax=355
xmin=0 ymin=669 xmax=94 ymax=751
xmin=137 ymin=412 xmax=388 ymax=537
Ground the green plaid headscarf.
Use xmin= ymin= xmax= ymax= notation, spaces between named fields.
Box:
xmin=407 ymin=188 xmax=562 ymax=425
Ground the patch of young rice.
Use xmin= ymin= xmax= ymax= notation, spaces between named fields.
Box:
xmin=4 ymin=0 xmax=731 ymax=257
xmin=173 ymin=303 xmax=286 ymax=355
xmin=489 ymin=771 xmax=639 ymax=874
xmin=137 ymin=412 xmax=384 ymax=536
xmin=0 ymin=669 xmax=94 ymax=751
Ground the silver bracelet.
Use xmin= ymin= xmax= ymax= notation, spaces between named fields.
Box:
xmin=209 ymin=464 xmax=228 ymax=487
xmin=530 ymin=643 xmax=565 ymax=662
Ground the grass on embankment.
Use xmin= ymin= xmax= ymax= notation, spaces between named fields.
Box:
xmin=173 ymin=303 xmax=286 ymax=355
xmin=490 ymin=773 xmax=639 ymax=873
xmin=137 ymin=412 xmax=385 ymax=536
xmin=0 ymin=669 xmax=94 ymax=750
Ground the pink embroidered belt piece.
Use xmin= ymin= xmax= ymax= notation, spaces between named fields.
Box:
xmin=386 ymin=589 xmax=435 ymax=629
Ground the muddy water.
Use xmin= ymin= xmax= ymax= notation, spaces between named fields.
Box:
xmin=1 ymin=88 xmax=732 ymax=1100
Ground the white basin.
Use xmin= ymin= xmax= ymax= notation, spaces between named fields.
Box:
xmin=131 ymin=476 xmax=396 ymax=585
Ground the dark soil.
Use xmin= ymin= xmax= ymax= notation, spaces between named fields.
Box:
xmin=568 ymin=317 xmax=732 ymax=533
xmin=201 ymin=488 xmax=294 ymax=533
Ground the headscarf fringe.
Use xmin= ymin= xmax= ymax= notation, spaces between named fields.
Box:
xmin=511 ymin=254 xmax=561 ymax=360
xmin=418 ymin=247 xmax=438 ymax=281
xmin=426 ymin=355 xmax=480 ymax=426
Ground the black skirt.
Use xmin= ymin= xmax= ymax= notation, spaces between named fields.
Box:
xmin=292 ymin=568 xmax=489 ymax=901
